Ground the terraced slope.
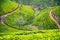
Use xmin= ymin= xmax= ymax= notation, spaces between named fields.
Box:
xmin=33 ymin=8 xmax=57 ymax=29
xmin=32 ymin=6 xmax=60 ymax=29
xmin=33 ymin=6 xmax=60 ymax=29
xmin=0 ymin=0 xmax=60 ymax=40
xmin=0 ymin=0 xmax=18 ymax=15
xmin=3 ymin=6 xmax=60 ymax=30
xmin=49 ymin=6 xmax=60 ymax=29
xmin=53 ymin=6 xmax=60 ymax=24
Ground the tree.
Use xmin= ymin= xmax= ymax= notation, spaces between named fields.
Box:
xmin=57 ymin=0 xmax=60 ymax=5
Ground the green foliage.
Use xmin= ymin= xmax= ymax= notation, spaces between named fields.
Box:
xmin=4 ymin=5 xmax=34 ymax=30
xmin=20 ymin=5 xmax=34 ymax=24
xmin=0 ymin=23 xmax=19 ymax=33
xmin=0 ymin=0 xmax=9 ymax=3
xmin=53 ymin=6 xmax=60 ymax=20
xmin=0 ymin=0 xmax=18 ymax=15
xmin=3 ymin=6 xmax=60 ymax=30
xmin=15 ymin=0 xmax=60 ymax=6
xmin=32 ymin=6 xmax=60 ymax=29
xmin=0 ymin=0 xmax=60 ymax=40
xmin=0 ymin=30 xmax=60 ymax=40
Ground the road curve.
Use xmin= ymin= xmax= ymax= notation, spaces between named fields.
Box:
xmin=50 ymin=10 xmax=60 ymax=29
xmin=1 ymin=5 xmax=22 ymax=30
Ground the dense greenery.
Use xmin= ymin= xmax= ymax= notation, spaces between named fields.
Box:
xmin=3 ymin=5 xmax=35 ymax=30
xmin=0 ymin=0 xmax=18 ymax=15
xmin=53 ymin=6 xmax=60 ymax=21
xmin=0 ymin=29 xmax=60 ymax=40
xmin=0 ymin=0 xmax=60 ymax=40
xmin=13 ymin=0 xmax=60 ymax=7
xmin=0 ymin=23 xmax=19 ymax=33
xmin=3 ymin=6 xmax=60 ymax=30
xmin=32 ymin=6 xmax=60 ymax=29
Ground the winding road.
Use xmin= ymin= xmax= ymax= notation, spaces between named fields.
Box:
xmin=0 ymin=5 xmax=38 ymax=30
xmin=50 ymin=10 xmax=60 ymax=29
xmin=0 ymin=5 xmax=60 ymax=30
xmin=0 ymin=5 xmax=21 ymax=30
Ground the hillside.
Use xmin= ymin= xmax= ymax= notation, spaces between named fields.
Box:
xmin=0 ymin=0 xmax=60 ymax=40
xmin=0 ymin=0 xmax=18 ymax=15
xmin=53 ymin=6 xmax=60 ymax=23
xmin=0 ymin=0 xmax=19 ymax=33
xmin=3 ymin=6 xmax=60 ymax=30
xmin=0 ymin=23 xmax=19 ymax=33
xmin=3 ymin=5 xmax=35 ymax=30
xmin=32 ymin=6 xmax=60 ymax=29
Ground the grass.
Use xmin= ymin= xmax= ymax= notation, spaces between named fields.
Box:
xmin=0 ymin=0 xmax=18 ymax=15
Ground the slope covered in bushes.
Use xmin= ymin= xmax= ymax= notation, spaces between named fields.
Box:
xmin=0 ymin=0 xmax=60 ymax=40
xmin=0 ymin=0 xmax=18 ymax=15
xmin=4 ymin=6 xmax=60 ymax=30
xmin=53 ymin=6 xmax=60 ymax=22
xmin=32 ymin=6 xmax=60 ymax=29
xmin=3 ymin=5 xmax=35 ymax=30
xmin=0 ymin=23 xmax=19 ymax=33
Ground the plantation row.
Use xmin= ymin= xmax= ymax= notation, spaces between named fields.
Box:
xmin=32 ymin=8 xmax=58 ymax=29
xmin=0 ymin=0 xmax=60 ymax=40
xmin=53 ymin=6 xmax=60 ymax=23
xmin=0 ymin=29 xmax=60 ymax=40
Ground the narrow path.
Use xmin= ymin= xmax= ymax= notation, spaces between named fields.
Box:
xmin=0 ymin=5 xmax=21 ymax=30
xmin=50 ymin=10 xmax=60 ymax=29
xmin=1 ymin=5 xmax=20 ymax=17
xmin=0 ymin=5 xmax=37 ymax=30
